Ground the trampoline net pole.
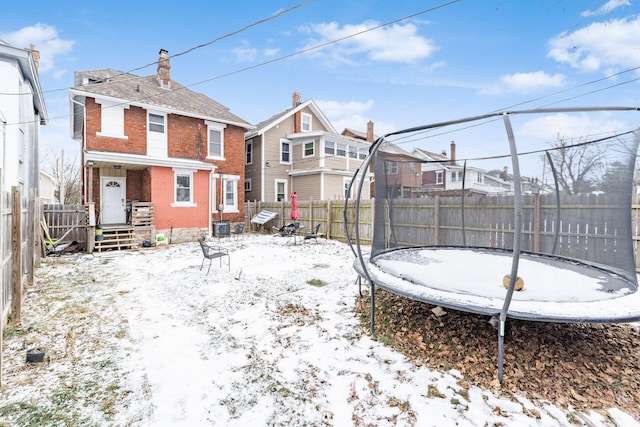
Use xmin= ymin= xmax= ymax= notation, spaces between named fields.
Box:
xmin=370 ymin=281 xmax=376 ymax=333
xmin=498 ymin=322 xmax=505 ymax=382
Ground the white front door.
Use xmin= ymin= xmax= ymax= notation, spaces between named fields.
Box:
xmin=101 ymin=177 xmax=126 ymax=224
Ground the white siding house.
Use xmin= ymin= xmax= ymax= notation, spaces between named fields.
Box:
xmin=0 ymin=41 xmax=48 ymax=328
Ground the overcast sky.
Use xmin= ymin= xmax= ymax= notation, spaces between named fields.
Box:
xmin=2 ymin=0 xmax=639 ymax=176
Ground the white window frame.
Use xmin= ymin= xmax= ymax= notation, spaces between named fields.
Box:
xmin=206 ymin=121 xmax=226 ymax=159
xmin=336 ymin=143 xmax=346 ymax=157
xmin=219 ymin=174 xmax=241 ymax=213
xmin=280 ymin=139 xmax=291 ymax=164
xmin=244 ymin=178 xmax=252 ymax=191
xmin=436 ymin=171 xmax=443 ymax=184
xmin=325 ymin=140 xmax=335 ymax=155
xmin=301 ymin=112 xmax=312 ymax=132
xmin=348 ymin=145 xmax=358 ymax=159
xmin=303 ymin=141 xmax=315 ymax=158
xmin=275 ymin=179 xmax=288 ymax=201
xmin=245 ymin=141 xmax=253 ymax=165
xmin=148 ymin=112 xmax=165 ymax=133
xmin=223 ymin=176 xmax=239 ymax=213
xmin=358 ymin=147 xmax=367 ymax=160
xmin=172 ymin=168 xmax=196 ymax=207
xmin=386 ymin=160 xmax=398 ymax=175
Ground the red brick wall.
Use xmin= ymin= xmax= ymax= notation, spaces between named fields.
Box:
xmin=167 ymin=114 xmax=204 ymax=159
xmin=85 ymin=96 xmax=247 ymax=227
xmin=85 ymin=98 xmax=147 ymax=154
xmin=126 ymin=169 xmax=151 ymax=201
xmin=150 ymin=166 xmax=210 ymax=229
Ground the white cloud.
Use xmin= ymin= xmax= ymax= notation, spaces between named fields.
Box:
xmin=478 ymin=71 xmax=566 ymax=96
xmin=301 ymin=20 xmax=437 ymax=65
xmin=263 ymin=48 xmax=280 ymax=57
xmin=316 ymin=98 xmax=395 ymax=136
xmin=519 ymin=113 xmax=627 ymax=141
xmin=500 ymin=71 xmax=566 ymax=94
xmin=581 ymin=0 xmax=630 ymax=17
xmin=547 ymin=16 xmax=640 ymax=73
xmin=0 ymin=24 xmax=74 ymax=74
xmin=231 ymin=42 xmax=257 ymax=62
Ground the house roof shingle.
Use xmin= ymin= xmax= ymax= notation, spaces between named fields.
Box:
xmin=71 ymin=68 xmax=252 ymax=128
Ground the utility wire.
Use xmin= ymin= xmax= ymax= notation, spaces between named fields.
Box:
xmin=2 ymin=0 xmax=462 ymax=127
xmin=11 ymin=0 xmax=314 ymax=95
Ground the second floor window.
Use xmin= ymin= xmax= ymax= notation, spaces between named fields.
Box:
xmin=281 ymin=141 xmax=291 ymax=163
xmin=245 ymin=141 xmax=253 ymax=164
xmin=349 ymin=146 xmax=358 ymax=159
xmin=149 ymin=113 xmax=165 ymax=133
xmin=385 ymin=160 xmax=398 ymax=175
xmin=336 ymin=143 xmax=346 ymax=157
xmin=206 ymin=121 xmax=226 ymax=159
xmin=209 ymin=128 xmax=222 ymax=157
xmin=436 ymin=171 xmax=443 ymax=184
xmin=304 ymin=141 xmax=314 ymax=157
xmin=325 ymin=141 xmax=335 ymax=155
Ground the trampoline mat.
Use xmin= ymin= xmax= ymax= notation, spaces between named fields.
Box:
xmin=354 ymin=247 xmax=640 ymax=323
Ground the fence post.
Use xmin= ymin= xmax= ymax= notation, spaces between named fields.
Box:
xmin=434 ymin=195 xmax=440 ymax=245
xmin=326 ymin=199 xmax=332 ymax=239
xmin=11 ymin=186 xmax=22 ymax=325
xmin=533 ymin=193 xmax=540 ymax=251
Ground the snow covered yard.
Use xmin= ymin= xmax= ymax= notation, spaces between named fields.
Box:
xmin=1 ymin=233 xmax=639 ymax=426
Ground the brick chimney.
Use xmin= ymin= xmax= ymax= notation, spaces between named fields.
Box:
xmin=450 ymin=141 xmax=456 ymax=165
xmin=367 ymin=121 xmax=374 ymax=142
xmin=293 ymin=90 xmax=301 ymax=132
xmin=157 ymin=48 xmax=171 ymax=88
xmin=30 ymin=44 xmax=40 ymax=71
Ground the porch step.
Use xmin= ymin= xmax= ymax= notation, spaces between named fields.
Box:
xmin=95 ymin=226 xmax=135 ymax=252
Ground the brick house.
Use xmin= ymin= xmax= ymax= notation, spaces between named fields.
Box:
xmin=244 ymin=91 xmax=372 ymax=203
xmin=69 ymin=49 xmax=253 ymax=243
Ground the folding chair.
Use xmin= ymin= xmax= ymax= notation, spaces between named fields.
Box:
xmin=303 ymin=224 xmax=322 ymax=243
xmin=231 ymin=223 xmax=245 ymax=240
xmin=198 ymin=239 xmax=230 ymax=273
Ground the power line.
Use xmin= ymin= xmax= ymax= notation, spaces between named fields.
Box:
xmin=1 ymin=1 xmax=314 ymax=96
xmin=2 ymin=0 xmax=462 ymax=127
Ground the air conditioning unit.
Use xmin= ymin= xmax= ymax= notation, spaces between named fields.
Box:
xmin=213 ymin=221 xmax=230 ymax=237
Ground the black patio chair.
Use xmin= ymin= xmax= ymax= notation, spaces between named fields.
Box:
xmin=303 ymin=224 xmax=322 ymax=243
xmin=231 ymin=223 xmax=245 ymax=240
xmin=198 ymin=239 xmax=230 ymax=274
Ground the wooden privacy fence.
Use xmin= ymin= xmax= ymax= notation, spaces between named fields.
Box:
xmin=41 ymin=204 xmax=88 ymax=251
xmin=248 ymin=193 xmax=640 ymax=270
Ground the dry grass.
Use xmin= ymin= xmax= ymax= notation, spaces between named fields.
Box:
xmin=355 ymin=289 xmax=640 ymax=421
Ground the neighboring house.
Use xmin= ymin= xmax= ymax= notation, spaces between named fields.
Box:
xmin=0 ymin=40 xmax=48 ymax=323
xmin=412 ymin=143 xmax=510 ymax=195
xmin=39 ymin=170 xmax=58 ymax=204
xmin=375 ymin=141 xmax=423 ymax=198
xmin=69 ymin=49 xmax=253 ymax=242
xmin=244 ymin=91 xmax=372 ymax=203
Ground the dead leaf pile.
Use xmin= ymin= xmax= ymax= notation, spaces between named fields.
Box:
xmin=355 ymin=289 xmax=640 ymax=420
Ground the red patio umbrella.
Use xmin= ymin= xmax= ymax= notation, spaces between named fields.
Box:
xmin=290 ymin=191 xmax=299 ymax=221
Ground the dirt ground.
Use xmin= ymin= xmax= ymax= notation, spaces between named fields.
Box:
xmin=355 ymin=288 xmax=640 ymax=422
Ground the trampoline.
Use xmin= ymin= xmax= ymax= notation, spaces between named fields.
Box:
xmin=345 ymin=107 xmax=640 ymax=381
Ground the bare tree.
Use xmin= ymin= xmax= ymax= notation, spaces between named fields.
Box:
xmin=45 ymin=150 xmax=82 ymax=204
xmin=545 ymin=134 xmax=605 ymax=194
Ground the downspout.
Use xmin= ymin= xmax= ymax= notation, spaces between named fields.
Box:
xmin=261 ymin=133 xmax=266 ymax=201
xmin=71 ymin=96 xmax=87 ymax=202
xmin=209 ymin=165 xmax=218 ymax=237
